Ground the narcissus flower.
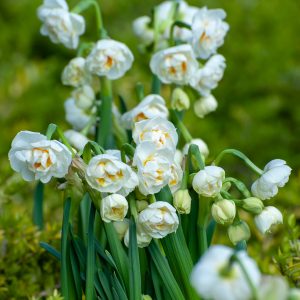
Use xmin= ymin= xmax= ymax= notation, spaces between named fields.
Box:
xmin=100 ymin=194 xmax=128 ymax=223
xmin=133 ymin=142 xmax=173 ymax=195
xmin=150 ymin=44 xmax=198 ymax=85
xmin=64 ymin=98 xmax=96 ymax=132
xmin=251 ymin=159 xmax=291 ymax=200
xmin=85 ymin=154 xmax=138 ymax=196
xmin=138 ymin=201 xmax=179 ymax=238
xmin=64 ymin=130 xmax=89 ymax=151
xmin=191 ymin=7 xmax=229 ymax=59
xmin=61 ymin=57 xmax=91 ymax=87
xmin=8 ymin=131 xmax=72 ymax=183
xmin=71 ymin=85 xmax=95 ymax=109
xmin=190 ymin=54 xmax=226 ymax=96
xmin=37 ymin=0 xmax=85 ymax=49
xmin=132 ymin=117 xmax=178 ymax=152
xmin=212 ymin=199 xmax=236 ymax=225
xmin=182 ymin=138 xmax=209 ymax=158
xmin=190 ymin=245 xmax=261 ymax=300
xmin=168 ymin=163 xmax=183 ymax=193
xmin=124 ymin=221 xmax=152 ymax=248
xmin=192 ymin=166 xmax=225 ymax=197
xmin=254 ymin=206 xmax=283 ymax=234
xmin=121 ymin=94 xmax=169 ymax=129
xmin=132 ymin=16 xmax=154 ymax=45
xmin=85 ymin=39 xmax=134 ymax=80
xmin=194 ymin=94 xmax=218 ymax=118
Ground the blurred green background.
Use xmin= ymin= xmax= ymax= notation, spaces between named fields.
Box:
xmin=0 ymin=0 xmax=300 ymax=298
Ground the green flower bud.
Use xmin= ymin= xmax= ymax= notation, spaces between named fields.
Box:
xmin=211 ymin=199 xmax=236 ymax=225
xmin=136 ymin=200 xmax=149 ymax=212
xmin=171 ymin=87 xmax=190 ymax=111
xmin=228 ymin=221 xmax=251 ymax=245
xmin=142 ymin=295 xmax=152 ymax=300
xmin=241 ymin=197 xmax=264 ymax=214
xmin=173 ymin=189 xmax=192 ymax=214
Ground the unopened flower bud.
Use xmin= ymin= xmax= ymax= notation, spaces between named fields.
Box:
xmin=136 ymin=200 xmax=149 ymax=212
xmin=241 ymin=197 xmax=264 ymax=214
xmin=194 ymin=94 xmax=218 ymax=118
xmin=113 ymin=219 xmax=129 ymax=240
xmin=211 ymin=199 xmax=236 ymax=225
xmin=142 ymin=296 xmax=152 ymax=300
xmin=171 ymin=87 xmax=190 ymax=111
xmin=228 ymin=221 xmax=251 ymax=245
xmin=173 ymin=189 xmax=192 ymax=214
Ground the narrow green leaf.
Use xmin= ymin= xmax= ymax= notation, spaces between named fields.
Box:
xmin=33 ymin=181 xmax=44 ymax=230
xmin=111 ymin=272 xmax=128 ymax=300
xmin=70 ymin=243 xmax=83 ymax=299
xmin=206 ymin=219 xmax=216 ymax=247
xmin=148 ymin=241 xmax=185 ymax=300
xmin=94 ymin=275 xmax=107 ymax=299
xmin=40 ymin=242 xmax=60 ymax=260
xmin=129 ymin=217 xmax=141 ymax=300
xmin=104 ymin=222 xmax=129 ymax=292
xmin=98 ymin=269 xmax=113 ymax=300
xmin=150 ymin=261 xmax=163 ymax=300
xmin=61 ymin=197 xmax=76 ymax=299
xmin=86 ymin=203 xmax=96 ymax=300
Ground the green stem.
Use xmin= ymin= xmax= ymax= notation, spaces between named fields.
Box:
xmin=231 ymin=253 xmax=258 ymax=300
xmin=170 ymin=110 xmax=192 ymax=143
xmin=72 ymin=0 xmax=105 ymax=38
xmin=151 ymin=74 xmax=161 ymax=94
xmin=223 ymin=177 xmax=251 ymax=198
xmin=198 ymin=196 xmax=210 ymax=256
xmin=97 ymin=77 xmax=113 ymax=148
xmin=214 ymin=149 xmax=263 ymax=175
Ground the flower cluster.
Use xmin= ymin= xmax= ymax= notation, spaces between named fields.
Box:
xmin=134 ymin=1 xmax=229 ymax=118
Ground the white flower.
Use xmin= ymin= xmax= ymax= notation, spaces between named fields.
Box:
xmin=85 ymin=154 xmax=138 ymax=196
xmin=64 ymin=130 xmax=89 ymax=151
xmin=258 ymin=276 xmax=289 ymax=300
xmin=124 ymin=222 xmax=152 ymax=248
xmin=8 ymin=131 xmax=72 ymax=183
xmin=174 ymin=149 xmax=183 ymax=166
xmin=254 ymin=206 xmax=283 ymax=234
xmin=194 ymin=94 xmax=218 ymax=118
xmin=64 ymin=98 xmax=96 ymax=132
xmin=132 ymin=117 xmax=178 ymax=152
xmin=190 ymin=245 xmax=261 ymax=300
xmin=192 ymin=166 xmax=225 ymax=197
xmin=61 ymin=57 xmax=91 ymax=87
xmin=100 ymin=194 xmax=128 ymax=223
xmin=150 ymin=44 xmax=198 ymax=85
xmin=169 ymin=163 xmax=183 ymax=193
xmin=85 ymin=39 xmax=134 ymax=80
xmin=212 ymin=199 xmax=236 ymax=225
xmin=171 ymin=87 xmax=190 ymax=111
xmin=191 ymin=7 xmax=229 ymax=59
xmin=190 ymin=54 xmax=226 ymax=96
xmin=182 ymin=138 xmax=209 ymax=158
xmin=133 ymin=142 xmax=173 ymax=195
xmin=138 ymin=201 xmax=179 ymax=238
xmin=71 ymin=85 xmax=95 ymax=109
xmin=37 ymin=0 xmax=85 ymax=49
xmin=132 ymin=16 xmax=154 ymax=45
xmin=251 ymin=159 xmax=292 ymax=200
xmin=121 ymin=94 xmax=169 ymax=129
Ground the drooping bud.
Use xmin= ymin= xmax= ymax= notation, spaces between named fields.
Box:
xmin=241 ymin=197 xmax=264 ymax=214
xmin=228 ymin=220 xmax=251 ymax=245
xmin=113 ymin=219 xmax=130 ymax=240
xmin=171 ymin=87 xmax=190 ymax=111
xmin=173 ymin=189 xmax=192 ymax=214
xmin=211 ymin=199 xmax=236 ymax=225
